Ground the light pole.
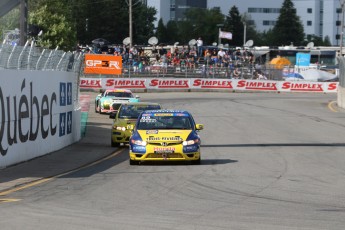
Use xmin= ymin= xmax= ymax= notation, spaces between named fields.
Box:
xmin=216 ymin=24 xmax=224 ymax=46
xmin=243 ymin=22 xmax=247 ymax=46
xmin=340 ymin=0 xmax=345 ymax=56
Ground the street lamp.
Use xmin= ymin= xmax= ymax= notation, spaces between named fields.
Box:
xmin=216 ymin=24 xmax=224 ymax=46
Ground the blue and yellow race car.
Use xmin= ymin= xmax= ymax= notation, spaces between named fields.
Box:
xmin=95 ymin=89 xmax=140 ymax=114
xmin=129 ymin=110 xmax=203 ymax=165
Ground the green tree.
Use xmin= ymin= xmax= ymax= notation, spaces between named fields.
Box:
xmin=73 ymin=0 xmax=156 ymax=46
xmin=224 ymin=6 xmax=243 ymax=46
xmin=180 ymin=7 xmax=224 ymax=45
xmin=28 ymin=0 xmax=76 ymax=50
xmin=0 ymin=8 xmax=20 ymax=42
xmin=155 ymin=18 xmax=168 ymax=44
xmin=271 ymin=0 xmax=304 ymax=46
xmin=166 ymin=20 xmax=179 ymax=44
xmin=323 ymin=36 xmax=331 ymax=46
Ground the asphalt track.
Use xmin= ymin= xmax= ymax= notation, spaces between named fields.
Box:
xmin=1 ymin=92 xmax=345 ymax=230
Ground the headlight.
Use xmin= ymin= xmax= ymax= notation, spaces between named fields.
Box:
xmin=116 ymin=126 xmax=126 ymax=131
xmin=183 ymin=139 xmax=199 ymax=146
xmin=131 ymin=139 xmax=147 ymax=146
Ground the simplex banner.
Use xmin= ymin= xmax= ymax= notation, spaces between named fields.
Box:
xmin=80 ymin=78 xmax=338 ymax=93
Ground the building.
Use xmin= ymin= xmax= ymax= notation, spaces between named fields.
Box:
xmin=147 ymin=0 xmax=207 ymax=26
xmin=208 ymin=0 xmax=343 ymax=46
xmin=147 ymin=0 xmax=344 ymax=46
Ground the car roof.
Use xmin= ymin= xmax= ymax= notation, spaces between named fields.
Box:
xmin=121 ymin=102 xmax=161 ymax=106
xmin=105 ymin=89 xmax=132 ymax=93
xmin=142 ymin=109 xmax=190 ymax=114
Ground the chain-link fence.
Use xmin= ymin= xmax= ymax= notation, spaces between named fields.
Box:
xmin=82 ymin=59 xmax=287 ymax=80
xmin=0 ymin=41 xmax=84 ymax=109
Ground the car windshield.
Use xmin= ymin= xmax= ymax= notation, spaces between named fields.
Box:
xmin=118 ymin=105 xmax=161 ymax=119
xmin=137 ymin=114 xmax=192 ymax=130
xmin=106 ymin=92 xmax=133 ymax=98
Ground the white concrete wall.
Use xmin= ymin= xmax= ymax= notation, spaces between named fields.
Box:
xmin=337 ymin=86 xmax=345 ymax=108
xmin=0 ymin=70 xmax=81 ymax=168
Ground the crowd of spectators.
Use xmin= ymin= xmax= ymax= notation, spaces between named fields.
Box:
xmin=77 ymin=42 xmax=266 ymax=79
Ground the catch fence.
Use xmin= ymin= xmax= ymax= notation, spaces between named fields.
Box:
xmin=0 ymin=41 xmax=84 ymax=109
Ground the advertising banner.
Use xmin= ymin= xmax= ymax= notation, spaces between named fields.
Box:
xmin=0 ymin=70 xmax=80 ymax=168
xmin=84 ymin=54 xmax=122 ymax=75
xmin=79 ymin=77 xmax=338 ymax=93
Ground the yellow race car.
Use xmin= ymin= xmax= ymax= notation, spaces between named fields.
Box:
xmin=128 ymin=110 xmax=203 ymax=165
xmin=110 ymin=102 xmax=162 ymax=147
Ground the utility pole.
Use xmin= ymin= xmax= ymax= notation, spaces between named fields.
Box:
xmin=243 ymin=22 xmax=247 ymax=46
xmin=340 ymin=0 xmax=345 ymax=56
xmin=216 ymin=24 xmax=224 ymax=46
xmin=129 ymin=0 xmax=133 ymax=49
xmin=20 ymin=0 xmax=28 ymax=46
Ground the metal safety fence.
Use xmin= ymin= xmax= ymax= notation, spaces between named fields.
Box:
xmin=82 ymin=61 xmax=288 ymax=81
xmin=0 ymin=41 xmax=84 ymax=109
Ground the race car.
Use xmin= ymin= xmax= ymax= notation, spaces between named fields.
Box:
xmin=110 ymin=102 xmax=162 ymax=147
xmin=95 ymin=89 xmax=140 ymax=114
xmin=128 ymin=110 xmax=203 ymax=165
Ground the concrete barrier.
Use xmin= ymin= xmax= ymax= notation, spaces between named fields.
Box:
xmin=0 ymin=69 xmax=81 ymax=168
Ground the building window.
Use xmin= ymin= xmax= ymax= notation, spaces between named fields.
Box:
xmin=307 ymin=21 xmax=312 ymax=26
xmin=263 ymin=20 xmax=276 ymax=26
xmin=336 ymin=34 xmax=340 ymax=40
xmin=307 ymin=8 xmax=312 ymax=13
xmin=336 ymin=21 xmax=341 ymax=26
xmin=336 ymin=8 xmax=342 ymax=14
xmin=248 ymin=8 xmax=280 ymax=13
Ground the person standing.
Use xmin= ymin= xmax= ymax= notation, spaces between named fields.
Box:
xmin=196 ymin=37 xmax=203 ymax=57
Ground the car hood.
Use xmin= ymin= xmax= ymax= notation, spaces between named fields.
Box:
xmin=116 ymin=118 xmax=138 ymax=126
xmin=138 ymin=130 xmax=192 ymax=143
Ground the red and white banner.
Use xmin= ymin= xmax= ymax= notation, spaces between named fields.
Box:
xmin=80 ymin=77 xmax=338 ymax=93
xmin=219 ymin=30 xmax=232 ymax=40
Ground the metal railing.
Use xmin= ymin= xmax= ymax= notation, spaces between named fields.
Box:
xmin=0 ymin=41 xmax=84 ymax=110
xmin=82 ymin=62 xmax=287 ymax=81
xmin=0 ymin=41 xmax=83 ymax=72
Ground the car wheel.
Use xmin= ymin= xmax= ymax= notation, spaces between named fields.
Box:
xmin=191 ymin=158 xmax=201 ymax=165
xmin=95 ymin=102 xmax=98 ymax=113
xmin=98 ymin=104 xmax=103 ymax=114
xmin=111 ymin=139 xmax=120 ymax=147
xmin=129 ymin=159 xmax=140 ymax=165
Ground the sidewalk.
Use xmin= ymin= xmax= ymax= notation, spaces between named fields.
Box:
xmin=0 ymin=98 xmax=114 ymax=193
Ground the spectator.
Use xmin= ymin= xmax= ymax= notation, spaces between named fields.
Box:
xmin=196 ymin=37 xmax=203 ymax=57
xmin=233 ymin=67 xmax=241 ymax=79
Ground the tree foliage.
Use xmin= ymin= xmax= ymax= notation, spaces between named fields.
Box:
xmin=0 ymin=8 xmax=20 ymax=41
xmin=271 ymin=0 xmax=304 ymax=46
xmin=29 ymin=2 xmax=75 ymax=50
xmin=224 ymin=6 xmax=243 ymax=46
xmin=73 ymin=0 xmax=156 ymax=46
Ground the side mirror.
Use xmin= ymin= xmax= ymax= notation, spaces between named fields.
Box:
xmin=135 ymin=95 xmax=140 ymax=99
xmin=109 ymin=112 xmax=117 ymax=119
xmin=195 ymin=124 xmax=204 ymax=130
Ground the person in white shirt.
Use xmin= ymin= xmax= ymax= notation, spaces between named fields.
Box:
xmin=196 ymin=37 xmax=203 ymax=57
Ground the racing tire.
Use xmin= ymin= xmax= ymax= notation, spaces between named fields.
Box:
xmin=98 ymin=104 xmax=103 ymax=114
xmin=129 ymin=159 xmax=140 ymax=165
xmin=191 ymin=158 xmax=201 ymax=165
xmin=95 ymin=102 xmax=98 ymax=113
xmin=111 ymin=140 xmax=120 ymax=147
